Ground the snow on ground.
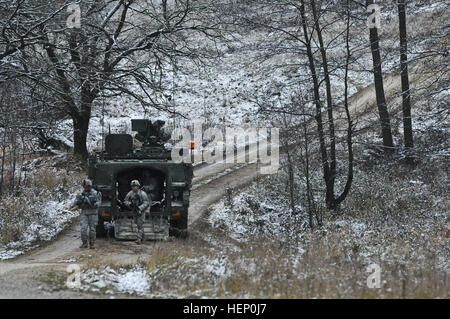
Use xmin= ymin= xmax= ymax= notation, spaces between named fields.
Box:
xmin=0 ymin=198 xmax=78 ymax=260
xmin=207 ymin=192 xmax=293 ymax=243
xmin=80 ymin=266 xmax=150 ymax=296
xmin=0 ymin=154 xmax=81 ymax=260
xmin=76 ymin=255 xmax=233 ymax=298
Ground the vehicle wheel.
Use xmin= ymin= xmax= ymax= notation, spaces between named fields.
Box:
xmin=169 ymin=219 xmax=178 ymax=237
xmin=178 ymin=214 xmax=188 ymax=239
xmin=96 ymin=217 xmax=107 ymax=238
xmin=170 ymin=213 xmax=188 ymax=239
xmin=107 ymin=224 xmax=115 ymax=239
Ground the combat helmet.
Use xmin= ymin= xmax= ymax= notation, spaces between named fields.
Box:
xmin=130 ymin=180 xmax=141 ymax=187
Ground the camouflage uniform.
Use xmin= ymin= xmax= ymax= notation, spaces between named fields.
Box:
xmin=75 ymin=189 xmax=101 ymax=245
xmin=124 ymin=189 xmax=150 ymax=241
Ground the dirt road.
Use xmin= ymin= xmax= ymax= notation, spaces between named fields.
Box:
xmin=0 ymin=156 xmax=262 ymax=298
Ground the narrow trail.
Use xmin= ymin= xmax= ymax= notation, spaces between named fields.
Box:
xmin=0 ymin=68 xmax=422 ymax=298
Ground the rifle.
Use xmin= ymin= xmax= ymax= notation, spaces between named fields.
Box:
xmin=72 ymin=193 xmax=95 ymax=210
xmin=124 ymin=194 xmax=142 ymax=216
xmin=117 ymin=199 xmax=127 ymax=210
xmin=130 ymin=199 xmax=141 ymax=216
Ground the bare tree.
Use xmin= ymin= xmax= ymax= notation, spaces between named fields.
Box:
xmin=298 ymin=0 xmax=354 ymax=210
xmin=397 ymin=0 xmax=413 ymax=149
xmin=366 ymin=0 xmax=394 ymax=152
xmin=7 ymin=0 xmax=220 ymax=158
xmin=236 ymin=0 xmax=355 ymax=211
xmin=0 ymin=1 xmax=67 ymax=61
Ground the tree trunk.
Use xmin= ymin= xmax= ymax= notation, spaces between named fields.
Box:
xmin=367 ymin=0 xmax=394 ymax=152
xmin=10 ymin=129 xmax=16 ymax=191
xmin=282 ymin=114 xmax=297 ymax=215
xmin=73 ymin=114 xmax=90 ymax=159
xmin=302 ymin=111 xmax=317 ymax=227
xmin=73 ymin=86 xmax=97 ymax=159
xmin=299 ymin=0 xmax=334 ymax=209
xmin=335 ymin=0 xmax=354 ymax=206
xmin=311 ymin=0 xmax=337 ymax=209
xmin=0 ymin=128 xmax=7 ymax=197
xmin=398 ymin=0 xmax=414 ymax=149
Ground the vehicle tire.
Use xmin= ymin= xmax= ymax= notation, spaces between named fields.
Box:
xmin=107 ymin=224 xmax=115 ymax=239
xmin=170 ymin=212 xmax=188 ymax=239
xmin=178 ymin=214 xmax=188 ymax=239
xmin=96 ymin=216 xmax=107 ymax=238
xmin=169 ymin=219 xmax=179 ymax=237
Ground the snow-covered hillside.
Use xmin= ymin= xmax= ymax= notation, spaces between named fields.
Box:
xmin=49 ymin=0 xmax=448 ymax=156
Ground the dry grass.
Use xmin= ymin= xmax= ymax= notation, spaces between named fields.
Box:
xmin=0 ymin=155 xmax=84 ymax=245
xmin=139 ymin=143 xmax=448 ymax=298
xmin=124 ymin=217 xmax=447 ymax=298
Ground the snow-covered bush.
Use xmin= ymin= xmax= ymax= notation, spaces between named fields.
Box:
xmin=0 ymin=155 xmax=82 ymax=259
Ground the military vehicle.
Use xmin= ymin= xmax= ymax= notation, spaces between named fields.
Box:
xmin=87 ymin=119 xmax=193 ymax=240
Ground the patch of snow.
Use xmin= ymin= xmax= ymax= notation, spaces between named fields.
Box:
xmin=80 ymin=266 xmax=150 ymax=296
xmin=0 ymin=199 xmax=78 ymax=261
xmin=202 ymin=256 xmax=229 ymax=278
xmin=351 ymin=222 xmax=367 ymax=235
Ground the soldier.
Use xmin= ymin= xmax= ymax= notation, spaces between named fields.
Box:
xmin=124 ymin=180 xmax=150 ymax=244
xmin=74 ymin=179 xmax=101 ymax=249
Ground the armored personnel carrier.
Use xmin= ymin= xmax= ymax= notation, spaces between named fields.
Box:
xmin=87 ymin=119 xmax=193 ymax=240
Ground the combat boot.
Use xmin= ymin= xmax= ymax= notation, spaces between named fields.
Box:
xmin=89 ymin=242 xmax=96 ymax=249
xmin=79 ymin=242 xmax=88 ymax=249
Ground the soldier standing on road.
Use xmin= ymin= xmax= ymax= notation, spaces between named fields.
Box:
xmin=74 ymin=179 xmax=101 ymax=249
xmin=124 ymin=180 xmax=150 ymax=244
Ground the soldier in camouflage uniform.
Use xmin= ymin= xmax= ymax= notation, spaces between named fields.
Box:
xmin=74 ymin=179 xmax=101 ymax=249
xmin=124 ymin=180 xmax=150 ymax=244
